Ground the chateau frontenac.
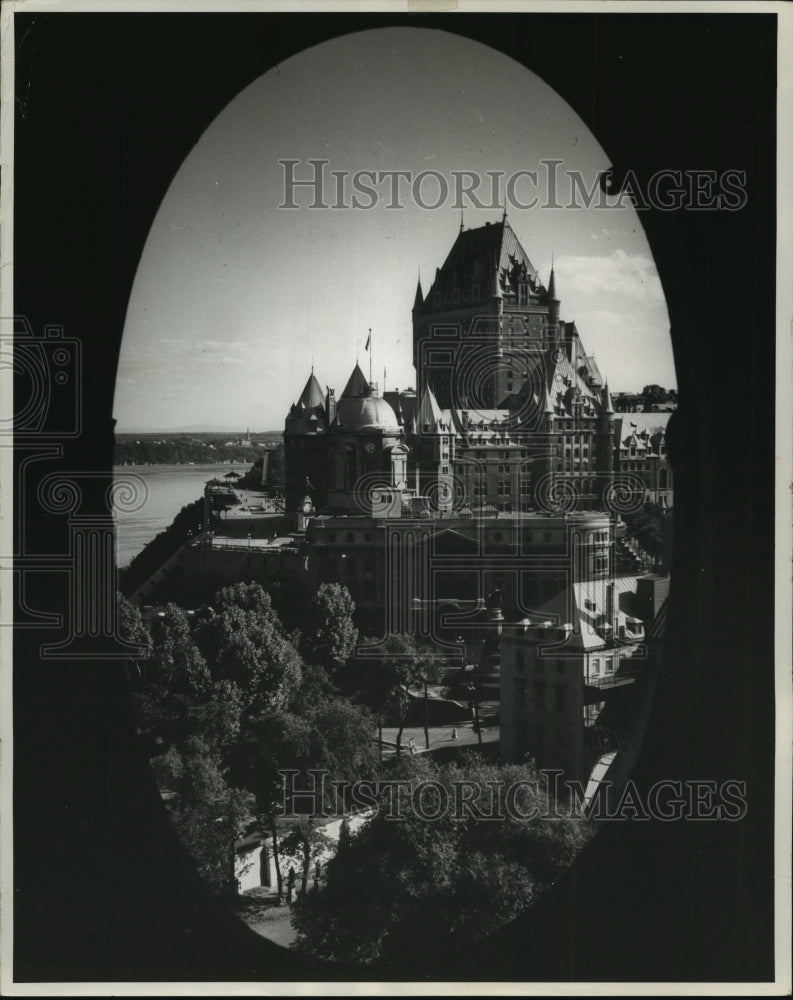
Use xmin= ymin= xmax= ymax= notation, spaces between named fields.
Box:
xmin=134 ymin=217 xmax=674 ymax=792
xmin=284 ymin=216 xmax=673 ymax=519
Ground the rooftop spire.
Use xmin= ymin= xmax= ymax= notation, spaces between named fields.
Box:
xmin=548 ymin=257 xmax=557 ymax=300
xmin=413 ymin=273 xmax=424 ymax=311
xmin=602 ymin=380 xmax=615 ymax=415
xmin=460 ymin=205 xmax=465 ymax=233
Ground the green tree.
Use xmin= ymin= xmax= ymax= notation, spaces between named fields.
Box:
xmin=641 ymin=384 xmax=668 ymax=410
xmin=301 ymin=583 xmax=358 ymax=677
xmin=116 ymin=593 xmax=152 ymax=659
xmin=149 ymin=603 xmax=211 ymax=698
xmin=154 ymin=735 xmax=253 ymax=896
xmin=235 ymin=708 xmax=314 ymax=903
xmin=212 ymin=580 xmax=273 ymax=615
xmin=198 ymin=586 xmax=303 ymax=715
xmin=279 ymin=818 xmax=331 ymax=896
xmin=234 ymin=695 xmax=378 ymax=902
xmin=356 ymin=635 xmax=446 ymax=758
xmin=292 ymin=754 xmax=591 ymax=968
xmin=130 ymin=603 xmax=210 ymax=751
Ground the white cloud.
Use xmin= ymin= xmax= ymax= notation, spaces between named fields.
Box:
xmin=556 ymin=250 xmax=664 ymax=304
xmin=198 ymin=338 xmax=248 ymax=351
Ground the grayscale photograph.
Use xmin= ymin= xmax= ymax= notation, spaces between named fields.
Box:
xmin=2 ymin=3 xmax=790 ymax=995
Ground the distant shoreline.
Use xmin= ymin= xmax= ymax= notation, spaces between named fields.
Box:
xmin=114 ymin=461 xmax=256 ymax=467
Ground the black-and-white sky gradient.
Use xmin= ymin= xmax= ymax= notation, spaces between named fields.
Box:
xmin=115 ymin=27 xmax=674 ymax=432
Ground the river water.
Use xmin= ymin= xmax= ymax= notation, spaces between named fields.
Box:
xmin=113 ymin=464 xmax=249 ymax=568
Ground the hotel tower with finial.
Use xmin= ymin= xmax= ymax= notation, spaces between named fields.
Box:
xmin=283 ymin=215 xmax=663 ymax=518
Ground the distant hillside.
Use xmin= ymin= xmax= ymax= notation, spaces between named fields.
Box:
xmin=115 ymin=432 xmax=283 ymax=466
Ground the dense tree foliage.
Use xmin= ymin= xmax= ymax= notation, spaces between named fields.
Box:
xmin=350 ymin=634 xmax=447 ymax=756
xmin=125 ymin=583 xmax=379 ymax=903
xmin=198 ymin=584 xmax=303 ymax=714
xmin=123 ymin=580 xmax=591 ymax=936
xmin=292 ymin=754 xmax=591 ymax=967
xmin=151 ymin=736 xmax=253 ymax=896
xmin=300 ymin=582 xmax=358 ymax=677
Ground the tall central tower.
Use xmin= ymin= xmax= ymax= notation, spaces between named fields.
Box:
xmin=412 ymin=217 xmax=555 ymax=411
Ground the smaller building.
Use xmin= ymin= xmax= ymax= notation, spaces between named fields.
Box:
xmin=499 ymin=574 xmax=668 ymax=795
xmin=613 ymin=413 xmax=674 ymax=508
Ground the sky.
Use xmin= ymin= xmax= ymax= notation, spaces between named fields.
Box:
xmin=114 ymin=27 xmax=675 ymax=433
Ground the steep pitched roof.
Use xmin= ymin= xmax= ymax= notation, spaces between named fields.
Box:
xmin=297 ymin=372 xmax=325 ymax=410
xmin=413 ymin=276 xmax=424 ymax=311
xmin=546 ymin=352 xmax=602 ymax=416
xmin=415 ymin=383 xmax=445 ymax=432
xmin=423 ymin=219 xmax=542 ymax=305
xmin=613 ymin=412 xmax=672 ymax=446
xmin=341 ymin=363 xmax=370 ymax=399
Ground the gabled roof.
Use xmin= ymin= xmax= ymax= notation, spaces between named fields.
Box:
xmin=341 ymin=363 xmax=370 ymax=399
xmin=546 ymin=351 xmax=603 ymax=416
xmin=613 ymin=412 xmax=672 ymax=445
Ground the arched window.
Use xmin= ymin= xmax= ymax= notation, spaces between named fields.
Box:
xmin=659 ymin=467 xmax=668 ymax=489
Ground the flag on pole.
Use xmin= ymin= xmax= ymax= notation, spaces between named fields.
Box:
xmin=365 ymin=330 xmax=371 ymax=351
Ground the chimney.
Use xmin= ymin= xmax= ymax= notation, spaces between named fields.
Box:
xmin=606 ymin=581 xmax=616 ymax=632
xmin=326 ymin=387 xmax=336 ymax=424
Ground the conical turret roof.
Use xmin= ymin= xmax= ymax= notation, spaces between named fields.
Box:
xmin=416 ymin=383 xmax=444 ymax=432
xmin=601 ymin=381 xmax=615 ymax=415
xmin=298 ymin=371 xmax=325 ymax=410
xmin=548 ymin=265 xmax=557 ymax=300
xmin=341 ymin=363 xmax=370 ymax=399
